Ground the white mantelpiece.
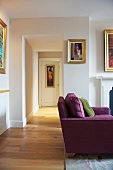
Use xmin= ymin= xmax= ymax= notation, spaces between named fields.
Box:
xmin=96 ymin=76 xmax=113 ymax=107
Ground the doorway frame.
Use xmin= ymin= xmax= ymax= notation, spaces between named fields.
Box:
xmin=39 ymin=58 xmax=63 ymax=107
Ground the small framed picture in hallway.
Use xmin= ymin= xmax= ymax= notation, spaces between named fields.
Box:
xmin=46 ymin=65 xmax=55 ymax=87
xmin=68 ymin=39 xmax=86 ymax=64
xmin=0 ymin=19 xmax=7 ymax=74
xmin=104 ymin=30 xmax=113 ymax=72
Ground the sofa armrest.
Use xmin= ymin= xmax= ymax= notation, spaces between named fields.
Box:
xmin=92 ymin=107 xmax=110 ymax=115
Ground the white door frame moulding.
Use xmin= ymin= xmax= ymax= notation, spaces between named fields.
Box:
xmin=39 ymin=58 xmax=63 ymax=107
xmin=22 ymin=36 xmax=27 ymax=127
xmin=22 ymin=36 xmax=39 ymax=127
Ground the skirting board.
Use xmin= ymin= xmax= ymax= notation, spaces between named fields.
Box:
xmin=10 ymin=105 xmax=39 ymax=128
xmin=10 ymin=120 xmax=23 ymax=127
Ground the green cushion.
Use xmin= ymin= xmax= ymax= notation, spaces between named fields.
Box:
xmin=80 ymin=97 xmax=95 ymax=117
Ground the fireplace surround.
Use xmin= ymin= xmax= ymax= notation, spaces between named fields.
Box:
xmin=96 ymin=76 xmax=113 ymax=115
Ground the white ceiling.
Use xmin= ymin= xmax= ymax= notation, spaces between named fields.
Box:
xmin=1 ymin=0 xmax=113 ymax=52
xmin=0 ymin=0 xmax=113 ymax=20
xmin=25 ymin=35 xmax=64 ymax=52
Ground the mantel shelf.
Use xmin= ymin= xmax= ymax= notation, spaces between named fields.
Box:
xmin=96 ymin=76 xmax=113 ymax=80
xmin=0 ymin=90 xmax=10 ymax=93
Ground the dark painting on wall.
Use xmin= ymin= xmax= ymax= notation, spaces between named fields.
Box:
xmin=46 ymin=65 xmax=55 ymax=87
xmin=104 ymin=30 xmax=113 ymax=72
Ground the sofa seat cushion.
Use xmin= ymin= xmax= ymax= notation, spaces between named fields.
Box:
xmin=65 ymin=95 xmax=85 ymax=118
xmin=80 ymin=97 xmax=95 ymax=117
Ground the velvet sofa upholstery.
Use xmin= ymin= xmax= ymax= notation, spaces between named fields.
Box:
xmin=58 ymin=95 xmax=113 ymax=155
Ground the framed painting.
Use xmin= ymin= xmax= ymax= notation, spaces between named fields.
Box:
xmin=46 ymin=65 xmax=55 ymax=87
xmin=104 ymin=30 xmax=113 ymax=72
xmin=68 ymin=39 xmax=86 ymax=63
xmin=0 ymin=19 xmax=7 ymax=74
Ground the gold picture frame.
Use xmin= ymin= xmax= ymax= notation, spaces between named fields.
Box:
xmin=104 ymin=30 xmax=113 ymax=72
xmin=0 ymin=18 xmax=7 ymax=74
xmin=68 ymin=39 xmax=86 ymax=63
xmin=46 ymin=65 xmax=55 ymax=88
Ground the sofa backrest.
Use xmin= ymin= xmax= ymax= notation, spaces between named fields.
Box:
xmin=57 ymin=96 xmax=68 ymax=118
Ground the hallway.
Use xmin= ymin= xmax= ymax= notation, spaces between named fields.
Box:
xmin=0 ymin=107 xmax=65 ymax=169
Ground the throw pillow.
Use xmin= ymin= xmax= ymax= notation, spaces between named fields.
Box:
xmin=80 ymin=97 xmax=95 ymax=117
xmin=65 ymin=95 xmax=85 ymax=118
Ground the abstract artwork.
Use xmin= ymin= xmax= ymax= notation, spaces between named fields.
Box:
xmin=0 ymin=18 xmax=7 ymax=74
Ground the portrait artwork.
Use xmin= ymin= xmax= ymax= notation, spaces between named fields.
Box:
xmin=104 ymin=30 xmax=113 ymax=71
xmin=68 ymin=39 xmax=86 ymax=64
xmin=46 ymin=65 xmax=55 ymax=87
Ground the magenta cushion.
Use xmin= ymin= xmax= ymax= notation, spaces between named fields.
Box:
xmin=65 ymin=93 xmax=76 ymax=99
xmin=58 ymin=96 xmax=68 ymax=118
xmin=65 ymin=96 xmax=85 ymax=118
xmin=65 ymin=93 xmax=76 ymax=106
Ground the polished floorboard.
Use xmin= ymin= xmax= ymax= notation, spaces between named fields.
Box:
xmin=0 ymin=107 xmax=65 ymax=169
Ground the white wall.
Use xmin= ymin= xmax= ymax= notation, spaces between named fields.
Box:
xmin=64 ymin=18 xmax=89 ymax=99
xmin=89 ymin=20 xmax=113 ymax=106
xmin=0 ymin=11 xmax=10 ymax=134
xmin=25 ymin=40 xmax=38 ymax=121
xmin=9 ymin=17 xmax=89 ymax=127
xmin=2 ymin=16 xmax=112 ymax=129
xmin=0 ymin=11 xmax=113 ymax=130
xmin=33 ymin=51 xmax=38 ymax=113
xmin=39 ymin=52 xmax=62 ymax=58
xmin=25 ymin=40 xmax=33 ymax=117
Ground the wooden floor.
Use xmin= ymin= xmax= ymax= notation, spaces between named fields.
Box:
xmin=0 ymin=107 xmax=65 ymax=170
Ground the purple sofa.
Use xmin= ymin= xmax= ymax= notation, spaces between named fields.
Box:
xmin=58 ymin=94 xmax=113 ymax=156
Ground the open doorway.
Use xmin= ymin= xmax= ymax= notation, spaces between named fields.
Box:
xmin=22 ymin=35 xmax=64 ymax=125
